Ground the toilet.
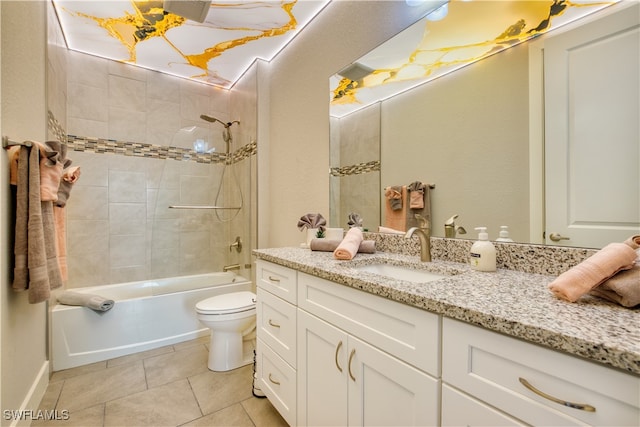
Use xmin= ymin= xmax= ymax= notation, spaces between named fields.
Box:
xmin=196 ymin=291 xmax=257 ymax=372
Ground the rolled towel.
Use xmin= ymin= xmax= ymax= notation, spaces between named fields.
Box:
xmin=384 ymin=186 xmax=403 ymax=211
xmin=310 ymin=238 xmax=375 ymax=254
xmin=624 ymin=235 xmax=640 ymax=250
xmin=57 ymin=290 xmax=115 ymax=312
xmin=333 ymin=227 xmax=364 ymax=260
xmin=378 ymin=226 xmax=405 ymax=235
xmin=548 ymin=242 xmax=638 ymax=303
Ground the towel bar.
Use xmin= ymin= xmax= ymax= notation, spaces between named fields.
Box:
xmin=168 ymin=205 xmax=241 ymax=210
xmin=2 ymin=136 xmax=32 ymax=149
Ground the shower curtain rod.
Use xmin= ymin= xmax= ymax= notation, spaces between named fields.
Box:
xmin=2 ymin=136 xmax=32 ymax=149
xmin=168 ymin=205 xmax=241 ymax=210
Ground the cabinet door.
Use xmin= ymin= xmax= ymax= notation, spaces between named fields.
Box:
xmin=297 ymin=310 xmax=349 ymax=427
xmin=347 ymin=336 xmax=440 ymax=427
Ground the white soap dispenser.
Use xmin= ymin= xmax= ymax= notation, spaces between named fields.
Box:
xmin=470 ymin=227 xmax=496 ymax=272
xmin=496 ymin=225 xmax=514 ymax=242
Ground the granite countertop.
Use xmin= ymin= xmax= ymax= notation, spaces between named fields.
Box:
xmin=253 ymin=247 xmax=640 ymax=376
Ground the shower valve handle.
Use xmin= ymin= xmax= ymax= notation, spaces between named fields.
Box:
xmin=230 ymin=236 xmax=243 ymax=253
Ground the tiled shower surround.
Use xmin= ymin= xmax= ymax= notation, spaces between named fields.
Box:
xmin=48 ymin=47 xmax=256 ymax=288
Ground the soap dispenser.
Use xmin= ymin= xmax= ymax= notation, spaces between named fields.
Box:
xmin=496 ymin=226 xmax=514 ymax=242
xmin=470 ymin=227 xmax=496 ymax=272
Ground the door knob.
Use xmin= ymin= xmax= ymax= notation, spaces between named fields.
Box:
xmin=549 ymin=233 xmax=570 ymax=242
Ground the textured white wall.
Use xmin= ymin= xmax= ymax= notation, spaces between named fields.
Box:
xmin=262 ymin=0 xmax=443 ymax=248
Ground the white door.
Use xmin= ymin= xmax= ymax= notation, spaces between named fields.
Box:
xmin=544 ymin=3 xmax=640 ymax=248
xmin=347 ymin=336 xmax=439 ymax=427
xmin=297 ymin=310 xmax=349 ymax=427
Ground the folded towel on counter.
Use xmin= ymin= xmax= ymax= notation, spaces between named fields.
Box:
xmin=378 ymin=226 xmax=404 ymax=235
xmin=56 ymin=166 xmax=81 ymax=207
xmin=57 ymin=291 xmax=115 ymax=312
xmin=548 ymin=241 xmax=638 ymax=303
xmin=333 ymin=227 xmax=364 ymax=260
xmin=347 ymin=212 xmax=363 ymax=229
xmin=310 ymin=238 xmax=375 ymax=254
xmin=384 ymin=186 xmax=403 ymax=211
xmin=588 ymin=235 xmax=640 ymax=307
xmin=590 ymin=265 xmax=640 ymax=307
xmin=407 ymin=181 xmax=425 ymax=209
xmin=297 ymin=213 xmax=326 ymax=231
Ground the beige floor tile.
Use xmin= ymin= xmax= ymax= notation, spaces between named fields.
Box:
xmin=57 ymin=361 xmax=147 ymax=412
xmin=37 ymin=380 xmax=63 ymax=411
xmin=144 ymin=343 xmax=209 ymax=388
xmin=189 ymin=365 xmax=254 ymax=415
xmin=104 ymin=379 xmax=201 ymax=427
xmin=241 ymin=397 xmax=289 ymax=427
xmin=50 ymin=361 xmax=107 ymax=383
xmin=31 ymin=404 xmax=105 ymax=427
xmin=181 ymin=403 xmax=253 ymax=427
xmin=107 ymin=344 xmax=174 ymax=368
xmin=173 ymin=335 xmax=209 ymax=352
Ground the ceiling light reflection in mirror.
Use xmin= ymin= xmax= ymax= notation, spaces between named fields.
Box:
xmin=53 ymin=0 xmax=329 ymax=89
xmin=330 ymin=0 xmax=619 ymax=118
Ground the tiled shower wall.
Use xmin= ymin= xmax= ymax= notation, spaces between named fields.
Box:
xmin=329 ymin=103 xmax=381 ymax=231
xmin=50 ymin=47 xmax=255 ymax=288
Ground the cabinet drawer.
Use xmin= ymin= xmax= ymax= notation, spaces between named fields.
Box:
xmin=257 ymin=338 xmax=296 ymax=427
xmin=442 ymin=318 xmax=640 ymax=426
xmin=257 ymin=287 xmax=296 ymax=368
xmin=256 ymin=260 xmax=297 ymax=304
xmin=298 ymin=272 xmax=440 ymax=376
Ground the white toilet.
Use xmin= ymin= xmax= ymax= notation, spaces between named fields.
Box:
xmin=196 ymin=291 xmax=257 ymax=372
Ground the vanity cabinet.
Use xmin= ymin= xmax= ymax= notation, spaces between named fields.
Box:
xmin=442 ymin=318 xmax=640 ymax=426
xmin=255 ymin=261 xmax=298 ymax=426
xmin=297 ymin=272 xmax=440 ymax=426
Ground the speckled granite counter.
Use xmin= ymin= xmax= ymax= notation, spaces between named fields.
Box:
xmin=253 ymin=246 xmax=640 ymax=376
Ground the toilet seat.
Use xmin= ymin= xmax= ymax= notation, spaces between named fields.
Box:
xmin=196 ymin=291 xmax=256 ymax=315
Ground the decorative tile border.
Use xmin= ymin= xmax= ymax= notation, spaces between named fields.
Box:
xmin=47 ymin=110 xmax=256 ymax=164
xmin=330 ymin=160 xmax=380 ymax=177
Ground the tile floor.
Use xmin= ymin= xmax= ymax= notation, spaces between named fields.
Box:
xmin=34 ymin=336 xmax=288 ymax=427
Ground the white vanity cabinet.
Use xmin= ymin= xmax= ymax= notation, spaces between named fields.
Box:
xmin=442 ymin=318 xmax=640 ymax=426
xmin=296 ymin=272 xmax=440 ymax=426
xmin=255 ymin=261 xmax=298 ymax=426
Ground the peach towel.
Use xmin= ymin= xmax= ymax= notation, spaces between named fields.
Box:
xmin=35 ymin=141 xmax=65 ymax=202
xmin=311 ymin=238 xmax=375 ymax=254
xmin=384 ymin=186 xmax=407 ymax=232
xmin=333 ymin=227 xmax=364 ymax=260
xmin=548 ymin=242 xmax=638 ymax=303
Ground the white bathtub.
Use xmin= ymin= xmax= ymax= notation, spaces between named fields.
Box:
xmin=51 ymin=272 xmax=252 ymax=371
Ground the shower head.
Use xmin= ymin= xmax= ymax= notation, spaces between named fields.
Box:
xmin=200 ymin=114 xmax=240 ymax=129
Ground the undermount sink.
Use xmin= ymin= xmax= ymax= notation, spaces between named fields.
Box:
xmin=353 ymin=263 xmax=450 ymax=283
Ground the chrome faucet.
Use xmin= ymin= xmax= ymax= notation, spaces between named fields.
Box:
xmin=405 ymin=214 xmax=431 ymax=262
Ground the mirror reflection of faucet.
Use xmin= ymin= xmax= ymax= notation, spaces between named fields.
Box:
xmin=444 ymin=214 xmax=467 ymax=238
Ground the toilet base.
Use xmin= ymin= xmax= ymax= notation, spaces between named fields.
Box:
xmin=207 ymin=330 xmax=255 ymax=372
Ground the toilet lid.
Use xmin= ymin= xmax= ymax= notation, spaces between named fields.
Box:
xmin=196 ymin=291 xmax=256 ymax=315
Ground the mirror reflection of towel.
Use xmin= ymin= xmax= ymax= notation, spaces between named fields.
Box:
xmin=384 ymin=186 xmax=403 ymax=210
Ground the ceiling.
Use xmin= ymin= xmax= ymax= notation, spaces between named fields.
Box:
xmin=52 ymin=0 xmax=330 ymax=89
xmin=329 ymin=0 xmax=621 ymax=117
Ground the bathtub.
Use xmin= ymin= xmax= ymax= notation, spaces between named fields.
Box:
xmin=51 ymin=272 xmax=252 ymax=371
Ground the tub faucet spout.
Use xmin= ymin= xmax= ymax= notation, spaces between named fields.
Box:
xmin=223 ymin=264 xmax=241 ymax=272
xmin=405 ymin=214 xmax=431 ymax=262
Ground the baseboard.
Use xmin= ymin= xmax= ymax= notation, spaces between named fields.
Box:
xmin=6 ymin=361 xmax=49 ymax=427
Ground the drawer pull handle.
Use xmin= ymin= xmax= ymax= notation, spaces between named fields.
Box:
xmin=335 ymin=341 xmax=343 ymax=372
xmin=348 ymin=349 xmax=356 ymax=381
xmin=269 ymin=373 xmax=280 ymax=385
xmin=267 ymin=276 xmax=280 ymax=283
xmin=519 ymin=378 xmax=596 ymax=412
xmin=268 ymin=319 xmax=281 ymax=328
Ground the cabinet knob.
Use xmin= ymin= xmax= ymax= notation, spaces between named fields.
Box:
xmin=519 ymin=377 xmax=595 ymax=412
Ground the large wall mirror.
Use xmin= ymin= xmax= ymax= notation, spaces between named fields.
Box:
xmin=329 ymin=0 xmax=639 ymax=249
